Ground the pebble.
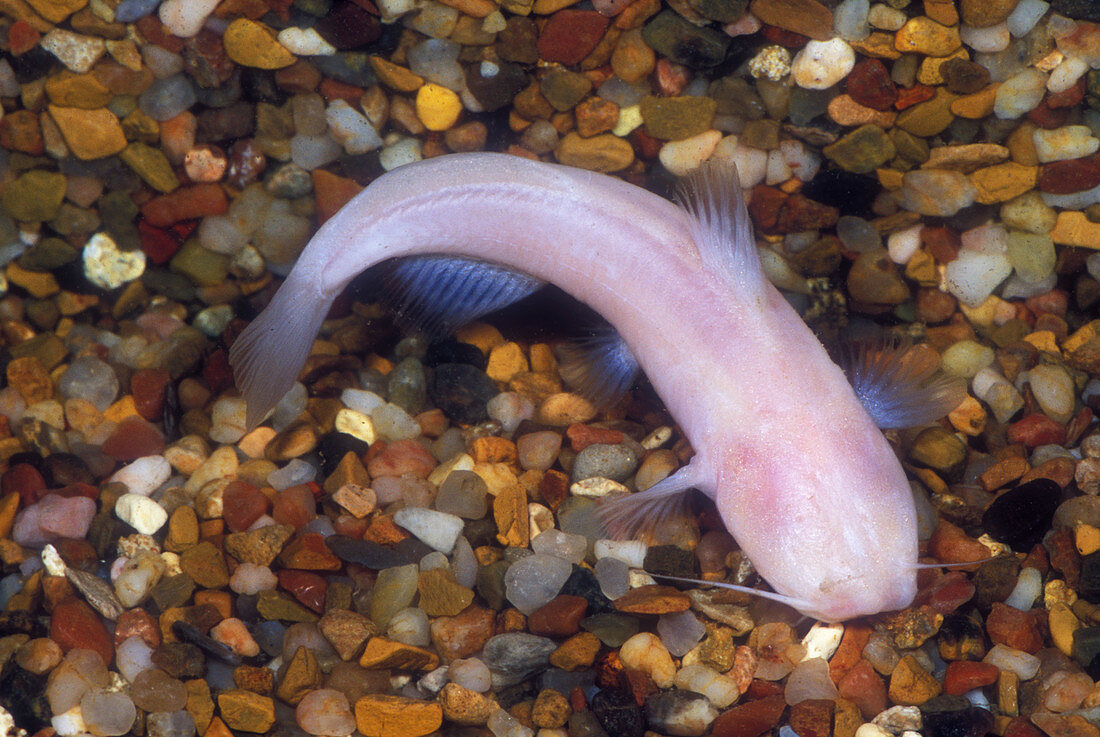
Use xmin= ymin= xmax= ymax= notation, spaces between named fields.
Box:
xmin=393 ymin=507 xmax=464 ymax=553
xmin=791 ymin=39 xmax=857 ymax=90
xmin=115 ymin=494 xmax=168 ymax=535
xmin=995 ymin=69 xmax=1049 ymax=119
xmin=1034 ymin=125 xmax=1100 ymax=163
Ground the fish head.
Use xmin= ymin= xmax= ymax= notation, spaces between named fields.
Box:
xmin=716 ymin=427 xmax=920 ymax=623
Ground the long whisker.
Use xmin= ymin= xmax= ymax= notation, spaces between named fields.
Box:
xmin=652 ymin=574 xmax=816 ymax=613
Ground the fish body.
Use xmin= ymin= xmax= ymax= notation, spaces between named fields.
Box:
xmin=231 ymin=152 xmax=946 ymax=621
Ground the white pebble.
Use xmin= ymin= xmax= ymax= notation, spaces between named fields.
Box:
xmin=41 ymin=29 xmax=105 ymax=73
xmin=801 ymin=622 xmax=844 ymax=661
xmin=1007 ymin=0 xmax=1049 ymax=37
xmin=620 ymin=632 xmax=676 ymax=688
xmin=326 ymin=100 xmax=383 ymax=155
xmin=674 ymin=664 xmax=740 ymax=708
xmin=1003 ymin=567 xmax=1043 ymax=611
xmin=115 ymin=636 xmax=154 ymax=683
xmin=663 ymin=131 xmax=728 ymax=180
xmin=983 ymin=644 xmax=1040 ymax=680
xmin=371 ymin=402 xmax=421 ymax=440
xmin=115 ymin=494 xmax=168 ymax=535
xmin=83 ymin=232 xmax=146 ymax=290
xmin=379 ymin=137 xmax=423 ymax=171
xmin=503 ymin=554 xmax=572 ymax=614
xmin=487 ymin=392 xmax=534 ymax=434
xmin=594 ymin=538 xmax=648 ymax=568
xmin=994 ymin=68 xmax=1048 ymax=119
xmin=109 ymin=456 xmax=172 ymax=497
xmin=945 ymin=224 xmax=1012 ymax=307
xmin=209 ymin=397 xmax=248 ymax=444
xmin=886 ymin=224 xmax=922 ymax=264
xmin=712 ymin=136 xmax=768 ymax=187
xmin=1040 ymin=182 xmax=1100 ymax=209
xmin=277 ymin=27 xmax=336 ymax=55
xmin=1028 ymin=364 xmax=1076 ymax=424
xmin=867 ymin=3 xmax=906 ymax=31
xmin=387 ymin=607 xmax=431 ymax=647
xmin=1048 ymin=54 xmax=1089 ymax=93
xmin=960 ymin=23 xmax=1009 ymax=53
xmin=229 ymin=563 xmax=278 ymax=595
xmin=531 ymin=529 xmax=587 ymax=564
xmin=159 ymin=0 xmax=219 ymax=37
xmin=449 ymin=658 xmax=492 ymax=693
xmin=393 ymin=507 xmax=464 ymax=553
xmin=343 ymin=388 xmax=386 ymax=414
xmin=1033 ymin=125 xmax=1100 ymax=162
xmin=791 ymin=38 xmax=855 ymax=90
xmin=267 ymin=458 xmax=317 ymax=490
xmin=42 ymin=544 xmax=66 ymax=576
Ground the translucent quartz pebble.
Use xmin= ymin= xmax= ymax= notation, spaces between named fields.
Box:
xmin=452 ymin=537 xmax=478 ymax=588
xmin=115 ymin=494 xmax=168 ymax=536
xmin=291 ymin=134 xmax=343 ymax=171
xmin=81 ymin=690 xmax=137 ymax=737
xmin=58 ymin=356 xmax=118 ymax=411
xmin=268 ymin=458 xmax=317 ymax=490
xmin=115 ymin=636 xmax=155 ymax=683
xmin=139 ymin=75 xmax=197 ymax=121
xmin=114 ymin=551 xmax=166 ymax=607
xmin=115 ymin=0 xmax=161 ymax=23
xmin=109 ymin=455 xmax=171 ymax=496
xmin=387 ymin=607 xmax=431 ymax=647
xmin=283 ymin=623 xmax=340 ymax=672
xmin=531 ymin=529 xmax=587 ymax=564
xmin=785 ymin=657 xmax=839 ymax=704
xmin=326 ymin=100 xmax=383 ymax=155
xmin=994 ymin=68 xmax=1047 ymax=119
xmin=594 ymin=556 xmax=630 ymax=600
xmin=960 ymin=23 xmax=1010 ymax=53
xmin=407 ymin=39 xmax=464 ymax=91
xmin=657 ymin=610 xmax=706 ymax=657
xmin=488 ymin=708 xmax=535 ymax=737
xmin=370 ymin=564 xmax=419 ymax=628
xmin=198 ymin=214 xmax=248 ymax=255
xmin=371 ymin=402 xmax=420 ymax=440
xmin=436 ymin=471 xmax=488 ymax=520
xmin=271 ymin=383 xmax=308 ymax=431
xmin=342 ymin=388 xmax=385 ymax=414
xmin=296 ymin=689 xmax=356 ymax=736
xmin=834 ymin=0 xmax=870 ymax=40
xmin=47 ymin=649 xmax=109 ymax=714
xmin=487 ymin=392 xmax=534 ymax=434
xmin=504 ymin=554 xmax=572 ymax=614
xmin=984 ymin=644 xmax=1040 ymax=680
xmin=945 ymin=225 xmax=1012 ymax=307
xmin=209 ymin=397 xmax=248 ymax=444
xmin=449 ymin=658 xmax=492 ymax=693
xmin=594 ymin=539 xmax=647 ymax=568
xmin=1004 ymin=567 xmax=1043 ymax=611
xmin=159 ymin=0 xmax=219 ymax=37
xmin=145 ymin=710 xmax=196 ymax=737
xmin=393 ymin=508 xmax=464 ymax=553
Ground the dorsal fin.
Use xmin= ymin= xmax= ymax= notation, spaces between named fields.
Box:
xmin=673 ymin=159 xmax=765 ymax=294
xmin=839 ymin=338 xmax=967 ymax=429
xmin=385 ymin=256 xmax=544 ymax=340
xmin=556 ymin=325 xmax=640 ymax=407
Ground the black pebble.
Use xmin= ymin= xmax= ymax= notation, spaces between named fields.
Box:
xmin=921 ymin=704 xmax=995 ymax=737
xmin=644 ymin=545 xmax=697 ymax=579
xmin=318 ymin=432 xmax=371 ymax=476
xmin=590 ymin=688 xmax=646 ymax=737
xmin=981 ymin=478 xmax=1061 ymax=551
xmin=41 ymin=452 xmax=95 ymax=488
xmin=1074 ymin=626 xmax=1100 ymax=679
xmin=560 ymin=565 xmax=614 ymax=614
xmin=800 ymin=168 xmax=881 ymax=216
xmin=327 ymin=534 xmax=424 ymax=569
xmin=1079 ymin=551 xmax=1100 ymax=604
xmin=0 ymin=664 xmax=50 ymax=731
xmin=429 ymin=363 xmax=498 ymax=425
xmin=425 ymin=339 xmax=488 ymax=370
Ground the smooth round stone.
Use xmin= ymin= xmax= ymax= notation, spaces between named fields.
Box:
xmin=115 ymin=552 xmax=167 ymax=607
xmin=1006 ymin=0 xmax=1048 ymax=37
xmin=393 ymin=507 xmax=464 ymax=553
xmin=296 ymin=688 xmax=355 ymax=736
xmin=594 ymin=556 xmax=630 ymax=600
xmin=960 ymin=23 xmax=1010 ymax=52
xmin=994 ymin=68 xmax=1047 ymax=119
xmin=144 ymin=710 xmax=196 ymax=737
xmin=835 ymin=215 xmax=882 ymax=252
xmin=386 ymin=607 xmax=431 ymax=647
xmin=1028 ymin=364 xmax=1076 ymax=424
xmin=516 ymin=431 xmax=562 ymax=472
xmin=268 ymin=458 xmax=317 ymax=490
xmin=945 ymin=231 xmax=1012 ymax=308
xmin=791 ymin=38 xmax=855 ymax=90
xmin=407 ymin=39 xmax=464 ymax=90
xmin=942 ymin=340 xmax=995 ymax=378
xmin=449 ymin=658 xmax=492 ymax=693
xmin=116 ymin=636 xmax=155 ymax=683
xmin=131 ymin=669 xmax=188 ymax=712
xmin=81 ymin=690 xmax=137 ymax=737
xmin=159 ymin=0 xmax=219 ymax=36
xmin=673 ymin=664 xmax=739 ymax=708
xmin=482 ymin=632 xmax=557 ymax=681
xmin=1004 ymin=567 xmax=1043 ymax=611
xmin=571 ymin=443 xmax=638 ymax=483
xmin=58 ymin=356 xmax=118 ymax=411
xmin=108 ymin=455 xmax=171 ymax=496
xmin=504 ymin=553 xmax=572 ymax=614
xmin=229 ymin=562 xmax=278 ymax=595
xmin=209 ymin=397 xmax=248 ymax=444
xmin=290 ymin=133 xmax=343 ymax=170
xmin=896 ymin=170 xmax=977 ymax=216
xmin=834 ymin=0 xmax=870 ymax=40
xmin=371 ymin=402 xmax=420 ymax=440
xmin=487 ymin=392 xmax=534 ymax=434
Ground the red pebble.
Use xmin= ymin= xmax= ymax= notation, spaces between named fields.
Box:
xmin=929 ymin=520 xmax=990 ymax=565
xmin=0 ymin=110 xmax=45 ymax=156
xmin=55 ymin=538 xmax=99 ymax=570
xmin=1039 ymin=156 xmax=1100 ymax=194
xmin=140 ymin=183 xmax=228 ymax=227
xmin=278 ymin=569 xmax=328 ymax=613
xmin=987 ymin=602 xmax=1042 ymax=653
xmin=135 ymin=16 xmax=184 ymax=52
xmin=7 ymin=20 xmax=40 ymax=54
xmin=920 ymin=226 xmax=961 ymax=263
xmin=761 ymin=25 xmax=808 ymax=48
xmin=272 ymin=484 xmax=318 ymax=529
xmin=710 ymin=695 xmax=786 ymax=737
xmin=654 ymin=58 xmax=691 ymax=96
xmin=101 ymin=416 xmax=166 ymax=461
xmin=138 ymin=220 xmax=183 ymax=264
xmin=915 ymin=570 xmax=976 ymax=615
xmin=748 ymin=185 xmax=788 ymax=232
xmin=131 ymin=369 xmax=172 ymax=421
xmin=222 ymin=481 xmax=269 ymax=532
xmin=1046 ymin=528 xmax=1081 ymax=589
xmin=280 ymin=532 xmax=342 ymax=570
xmin=3 ymin=463 xmax=46 ymax=506
xmin=50 ymin=483 xmax=99 ymax=501
xmin=894 ymin=83 xmax=935 ymax=110
xmin=1025 ymin=289 xmax=1068 ymax=317
xmin=202 ymin=349 xmax=234 ymax=394
xmin=114 ymin=608 xmax=162 ymax=649
xmin=629 ymin=128 xmax=661 ymax=160
xmin=1004 ymin=717 xmax=1046 ymax=737
xmin=837 ymin=659 xmax=887 ymax=719
xmin=566 ymin=423 xmax=624 ymax=452
xmin=528 ymin=595 xmax=588 ymax=637
xmin=365 ymin=439 xmax=438 ymax=479
xmin=846 ymin=58 xmax=898 ymax=111
xmin=777 ymin=194 xmax=839 ymax=233
xmin=1027 ymin=96 xmax=1070 ymax=129
xmin=1007 ymin=414 xmax=1067 ymax=449
xmin=51 ymin=597 xmax=114 ymax=665
xmin=536 ymin=9 xmax=610 ymax=65
xmin=1047 ymin=77 xmax=1086 ymax=109
xmin=943 ymin=660 xmax=999 ymax=695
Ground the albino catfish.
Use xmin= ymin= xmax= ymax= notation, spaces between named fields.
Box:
xmin=230 ymin=152 xmax=963 ymax=622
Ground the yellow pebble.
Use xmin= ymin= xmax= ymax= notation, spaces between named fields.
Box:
xmin=416 ymin=83 xmax=462 ymax=132
xmin=1048 ymin=603 xmax=1080 ymax=657
xmin=1078 ymin=523 xmax=1100 ymax=556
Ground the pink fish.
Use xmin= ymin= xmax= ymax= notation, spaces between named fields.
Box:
xmin=230 ymin=153 xmax=962 ymax=622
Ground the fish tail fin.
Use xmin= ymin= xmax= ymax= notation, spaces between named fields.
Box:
xmin=229 ymin=271 xmax=332 ymax=429
xmin=598 ymin=461 xmax=706 ymax=540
